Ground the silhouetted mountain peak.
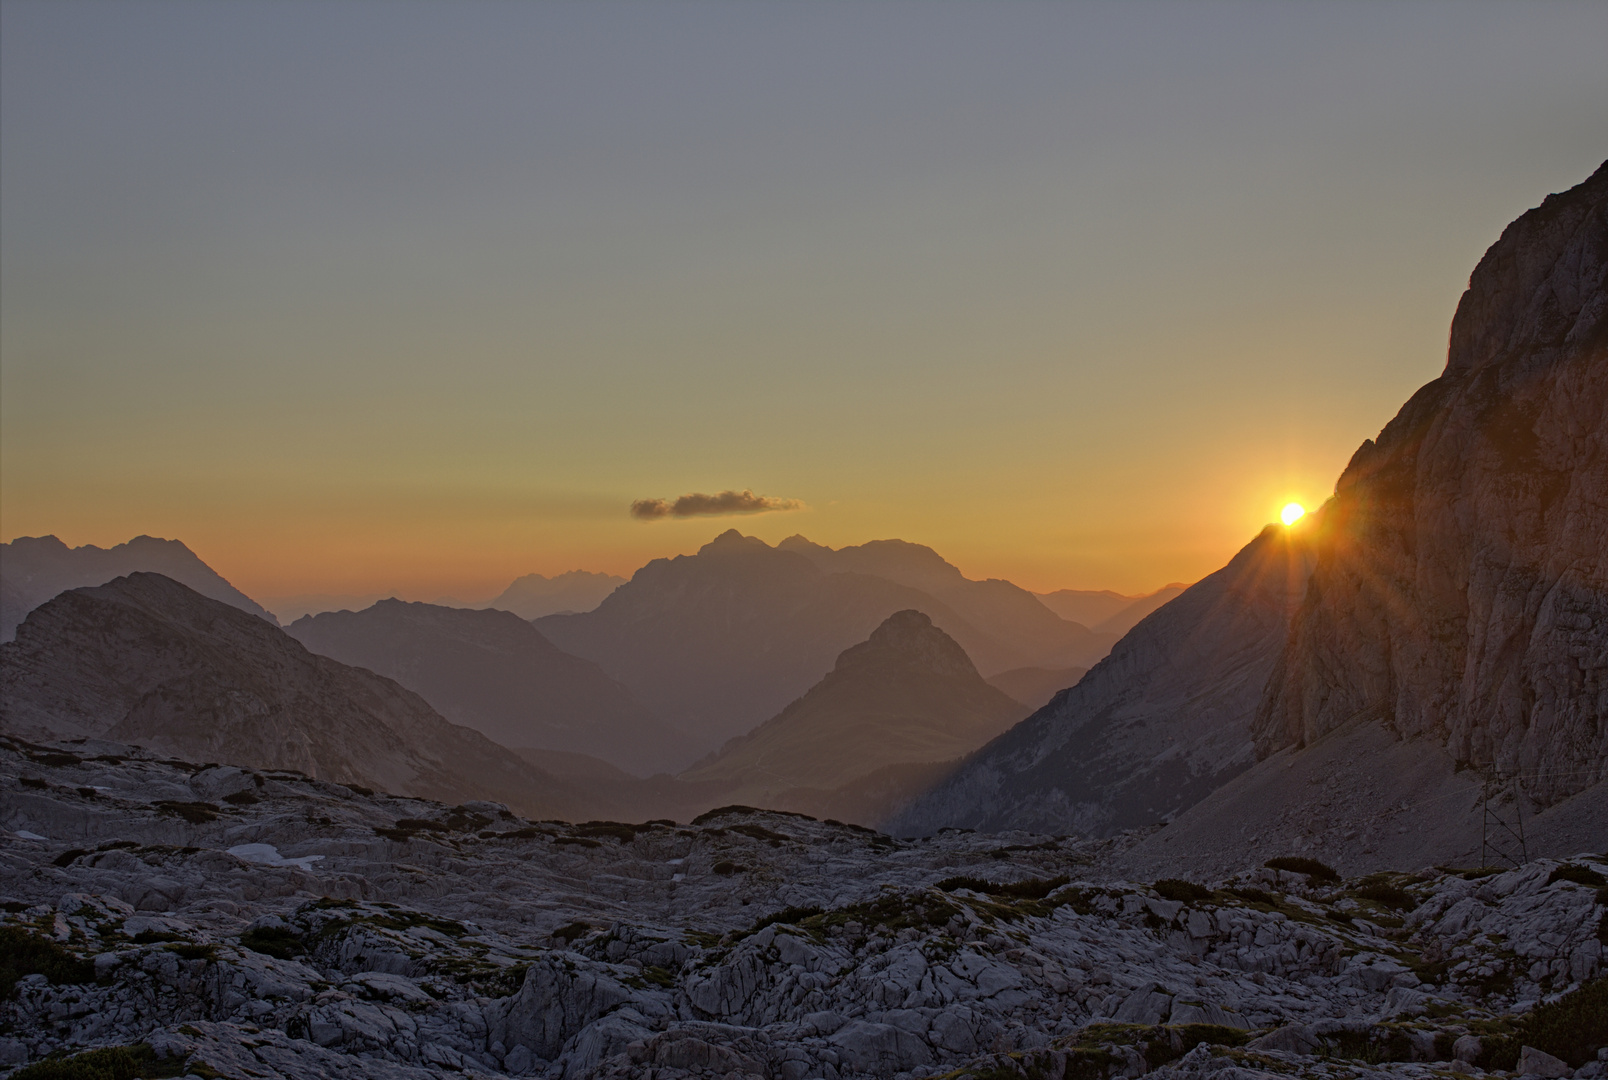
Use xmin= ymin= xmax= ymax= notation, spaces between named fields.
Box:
xmin=836 ymin=609 xmax=978 ymax=680
xmin=699 ymin=529 xmax=774 ymax=555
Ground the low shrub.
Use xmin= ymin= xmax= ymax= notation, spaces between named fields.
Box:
xmin=1479 ymin=976 xmax=1608 ymax=1068
xmin=936 ymin=875 xmax=1069 ymax=900
xmin=1153 ymin=879 xmax=1212 ymax=905
xmin=239 ymin=926 xmax=304 ymax=959
xmin=153 ymin=801 xmax=218 ymax=824
xmin=1264 ymin=857 xmax=1338 ymax=883
xmin=0 ymin=927 xmax=95 ymax=999
xmin=1547 ymin=863 xmax=1608 ymax=889
xmin=1352 ymin=883 xmax=1417 ymax=911
xmin=9 ymin=1043 xmax=184 ymax=1080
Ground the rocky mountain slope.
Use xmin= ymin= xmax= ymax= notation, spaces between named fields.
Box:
xmin=287 ymin=601 xmax=696 ymax=776
xmin=1254 ymin=161 xmax=1607 ymax=808
xmin=487 ymin=571 xmax=625 ymax=620
xmin=777 ymin=536 xmax=1115 ymax=671
xmin=0 ymin=574 xmax=591 ymax=820
xmin=537 ymin=530 xmax=1100 ymax=752
xmin=889 ymin=522 xmax=1319 ymax=838
xmin=0 ymin=534 xmax=275 ymax=640
xmin=679 ymin=611 xmax=1029 ymax=806
xmin=3 ymin=738 xmax=1605 ymax=1080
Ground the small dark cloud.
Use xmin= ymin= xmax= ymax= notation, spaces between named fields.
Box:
xmin=630 ymin=489 xmax=805 ymax=520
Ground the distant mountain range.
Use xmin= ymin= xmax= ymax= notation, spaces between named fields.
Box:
xmin=286 ymin=600 xmax=696 ymax=776
xmin=0 ymin=573 xmax=596 ymax=820
xmin=1035 ymin=583 xmax=1189 ymax=639
xmin=537 ymin=530 xmax=1116 ymax=753
xmin=680 ymin=609 xmax=1028 ymax=809
xmin=485 ymin=570 xmax=625 ymax=620
xmin=0 ymin=535 xmax=276 ymax=640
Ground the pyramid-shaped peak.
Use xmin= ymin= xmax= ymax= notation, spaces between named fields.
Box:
xmin=698 ymin=530 xmax=772 ymax=555
xmin=836 ymin=608 xmax=978 ymax=679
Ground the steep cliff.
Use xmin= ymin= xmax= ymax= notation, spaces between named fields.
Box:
xmin=1254 ymin=161 xmax=1608 ymax=807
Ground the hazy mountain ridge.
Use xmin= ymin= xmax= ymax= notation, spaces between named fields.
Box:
xmin=1036 ymin=583 xmax=1189 ymax=639
xmin=679 ymin=609 xmax=1029 ymax=804
xmin=0 ymin=573 xmax=594 ymax=820
xmin=486 ymin=570 xmax=625 ymax=620
xmin=0 ymin=534 xmax=276 ymax=640
xmin=536 ymin=529 xmax=1102 ymax=752
xmin=778 ymin=535 xmax=1116 ymax=670
xmin=286 ymin=600 xmax=696 ymax=776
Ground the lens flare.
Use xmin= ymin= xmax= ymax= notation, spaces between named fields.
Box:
xmin=1281 ymin=502 xmax=1306 ymax=526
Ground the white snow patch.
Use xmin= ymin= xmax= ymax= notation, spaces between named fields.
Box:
xmin=14 ymin=831 xmax=47 ymax=841
xmin=227 ymin=843 xmax=325 ymax=871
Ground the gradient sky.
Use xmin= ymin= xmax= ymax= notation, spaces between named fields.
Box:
xmin=3 ymin=1 xmax=1605 ymax=605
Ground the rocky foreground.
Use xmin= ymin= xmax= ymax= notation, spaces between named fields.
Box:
xmin=2 ymin=736 xmax=1605 ymax=1080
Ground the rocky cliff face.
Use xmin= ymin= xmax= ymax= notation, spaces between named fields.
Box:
xmin=287 ymin=600 xmax=696 ymax=776
xmin=0 ymin=573 xmax=586 ymax=820
xmin=1254 ymin=161 xmax=1608 ymax=806
xmin=889 ymin=524 xmax=1317 ymax=838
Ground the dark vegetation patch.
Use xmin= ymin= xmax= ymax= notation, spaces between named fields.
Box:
xmin=1547 ymin=863 xmax=1608 ymax=889
xmin=711 ymin=861 xmax=743 ymax=876
xmin=9 ymin=1043 xmax=186 ymax=1080
xmin=1263 ymin=857 xmax=1338 ymax=882
xmin=0 ymin=927 xmax=95 ymax=998
xmin=165 ymin=943 xmax=216 ymax=962
xmin=552 ymin=922 xmax=591 ymax=944
xmin=153 ymin=801 xmax=219 ymax=824
xmin=1350 ymin=883 xmax=1417 ymax=911
xmin=52 ymin=849 xmax=88 ymax=868
xmin=938 ymin=876 xmax=1071 ymax=901
xmin=573 ymin=822 xmax=638 ymax=842
xmin=1478 ymin=976 xmax=1608 ymax=1069
xmin=342 ymin=783 xmax=375 ymax=797
xmin=221 ymin=791 xmax=258 ymax=806
xmin=1152 ymin=879 xmax=1212 ymax=905
xmin=553 ymin=836 xmax=602 ymax=848
xmin=19 ymin=777 xmax=48 ymax=789
xmin=239 ymin=926 xmax=305 ymax=959
xmin=27 ymin=753 xmax=81 ymax=768
xmin=727 ymin=823 xmax=791 ymax=846
xmin=130 ymin=930 xmax=184 ymax=944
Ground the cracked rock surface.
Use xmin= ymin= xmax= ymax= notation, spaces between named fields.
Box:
xmin=4 ymin=738 xmax=1606 ymax=1079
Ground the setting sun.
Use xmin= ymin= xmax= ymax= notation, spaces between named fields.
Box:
xmin=1281 ymin=502 xmax=1307 ymax=526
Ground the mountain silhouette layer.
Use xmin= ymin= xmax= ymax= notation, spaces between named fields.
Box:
xmin=287 ymin=600 xmax=696 ymax=776
xmin=486 ymin=570 xmax=625 ymax=620
xmin=0 ymin=573 xmax=590 ymax=819
xmin=0 ymin=534 xmax=275 ymax=641
xmin=985 ymin=665 xmax=1090 ymax=711
xmin=537 ymin=530 xmax=1111 ymax=752
xmin=680 ymin=610 xmax=1029 ymax=805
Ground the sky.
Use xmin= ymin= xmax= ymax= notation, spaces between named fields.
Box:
xmin=2 ymin=1 xmax=1605 ymax=607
